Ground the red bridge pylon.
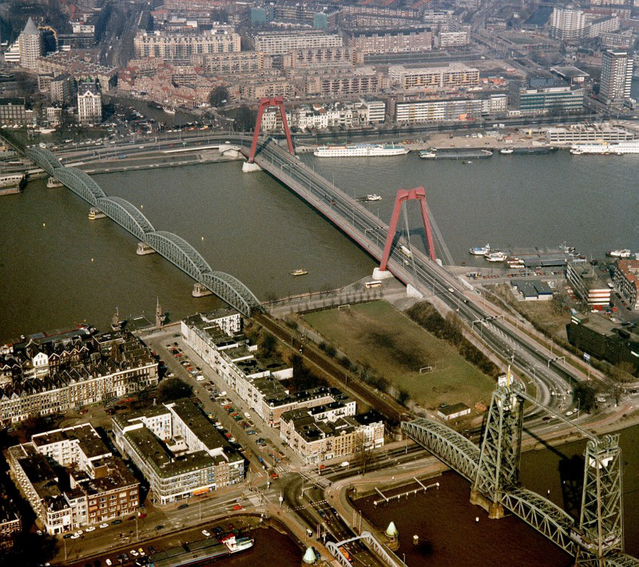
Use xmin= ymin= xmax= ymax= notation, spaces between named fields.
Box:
xmin=248 ymin=97 xmax=294 ymax=163
xmin=378 ymin=187 xmax=436 ymax=272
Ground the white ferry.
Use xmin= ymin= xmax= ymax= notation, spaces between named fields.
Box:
xmin=485 ymin=251 xmax=507 ymax=262
xmin=570 ymin=140 xmax=639 ymax=155
xmin=0 ymin=173 xmax=24 ymax=189
xmin=314 ymin=143 xmax=408 ymax=158
xmin=607 ymin=249 xmax=632 ymax=258
xmin=469 ymin=244 xmax=490 ymax=256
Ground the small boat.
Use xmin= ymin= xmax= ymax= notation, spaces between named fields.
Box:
xmin=485 ymin=251 xmax=507 ymax=262
xmin=463 ymin=160 xmax=473 ymax=164
xmin=365 ymin=194 xmax=382 ymax=201
xmin=163 ymin=106 xmax=176 ymax=115
xmin=221 ymin=534 xmax=254 ymax=554
xmin=469 ymin=244 xmax=490 ymax=256
xmin=500 ymin=148 xmax=514 ymax=155
xmin=47 ymin=177 xmax=63 ymax=188
xmin=419 ymin=151 xmax=437 ymax=159
xmin=291 ymin=269 xmax=308 ymax=276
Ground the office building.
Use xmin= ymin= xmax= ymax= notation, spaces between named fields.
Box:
xmin=77 ymin=80 xmax=102 ymax=124
xmin=600 ymin=50 xmax=633 ymax=105
xmin=8 ymin=424 xmax=139 ymax=535
xmin=18 ymin=18 xmax=43 ymax=70
xmin=509 ymin=80 xmax=584 ymax=115
xmin=566 ymin=261 xmax=611 ymax=309
xmin=112 ymin=400 xmax=244 ymax=505
xmin=395 ymin=94 xmax=507 ymax=123
xmin=0 ymin=98 xmax=27 ymax=126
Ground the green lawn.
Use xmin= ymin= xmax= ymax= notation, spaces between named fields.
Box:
xmin=303 ymin=301 xmax=495 ymax=410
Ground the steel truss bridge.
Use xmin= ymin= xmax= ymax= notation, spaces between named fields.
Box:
xmin=24 ymin=146 xmax=260 ymax=317
xmin=327 ymin=532 xmax=407 ymax=567
xmin=402 ymin=383 xmax=638 ymax=567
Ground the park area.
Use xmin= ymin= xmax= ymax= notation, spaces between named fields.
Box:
xmin=302 ymin=301 xmax=495 ymax=410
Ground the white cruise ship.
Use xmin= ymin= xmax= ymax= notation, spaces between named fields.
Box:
xmin=570 ymin=140 xmax=639 ymax=155
xmin=314 ymin=143 xmax=408 ymax=158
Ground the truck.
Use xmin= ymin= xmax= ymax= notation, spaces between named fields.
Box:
xmin=400 ymin=245 xmax=412 ymax=258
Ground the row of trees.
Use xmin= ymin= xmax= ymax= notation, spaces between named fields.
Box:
xmin=406 ymin=302 xmax=501 ymax=379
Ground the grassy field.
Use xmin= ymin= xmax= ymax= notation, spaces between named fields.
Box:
xmin=302 ymin=301 xmax=495 ymax=410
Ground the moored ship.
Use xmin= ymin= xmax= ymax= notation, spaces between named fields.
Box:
xmin=607 ymin=249 xmax=632 ymax=258
xmin=570 ymin=140 xmax=639 ymax=155
xmin=220 ymin=534 xmax=255 ymax=554
xmin=314 ymin=143 xmax=408 ymax=158
xmin=47 ymin=177 xmax=64 ymax=188
xmin=485 ymin=251 xmax=507 ymax=262
xmin=469 ymin=244 xmax=490 ymax=256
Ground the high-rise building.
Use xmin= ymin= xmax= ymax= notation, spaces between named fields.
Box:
xmin=549 ymin=8 xmax=586 ymax=41
xmin=600 ymin=50 xmax=633 ymax=105
xmin=77 ymin=80 xmax=102 ymax=124
xmin=18 ymin=17 xmax=43 ymax=70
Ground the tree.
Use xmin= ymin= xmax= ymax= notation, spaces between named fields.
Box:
xmin=234 ymin=105 xmax=257 ymax=132
xmin=158 ymin=377 xmax=193 ymax=403
xmin=260 ymin=331 xmax=277 ymax=357
xmin=397 ymin=388 xmax=410 ymax=407
xmin=572 ymin=383 xmax=597 ymax=413
xmin=0 ymin=532 xmax=57 ymax=567
xmin=208 ymin=86 xmax=229 ymax=108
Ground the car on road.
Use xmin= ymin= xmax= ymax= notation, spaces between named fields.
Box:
xmin=233 ymin=504 xmax=242 ymax=511
xmin=202 ymin=530 xmax=211 ymax=537
xmin=106 ymin=560 xmax=113 ymax=566
xmin=130 ymin=549 xmax=139 ymax=557
xmin=246 ymin=430 xmax=257 ymax=435
xmin=99 ymin=523 xmax=109 ymax=529
xmin=85 ymin=526 xmax=96 ymax=532
xmin=271 ymin=472 xmax=279 ymax=479
xmin=178 ymin=504 xmax=189 ymax=510
xmin=112 ymin=519 xmax=122 ymax=525
xmin=138 ymin=513 xmax=147 ymax=519
xmin=156 ymin=525 xmax=164 ymax=531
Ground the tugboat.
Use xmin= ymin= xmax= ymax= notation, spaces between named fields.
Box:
xmin=291 ymin=269 xmax=308 ymax=276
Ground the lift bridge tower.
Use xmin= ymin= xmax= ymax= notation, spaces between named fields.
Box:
xmin=471 ymin=374 xmax=625 ymax=566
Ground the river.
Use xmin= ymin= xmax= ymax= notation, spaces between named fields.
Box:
xmin=1 ymin=150 xmax=638 ymax=339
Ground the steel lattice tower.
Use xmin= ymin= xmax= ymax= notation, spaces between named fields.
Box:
xmin=471 ymin=383 xmax=524 ymax=518
xmin=575 ymin=435 xmax=624 ymax=566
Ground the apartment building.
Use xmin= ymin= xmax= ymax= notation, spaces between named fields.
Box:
xmin=191 ymin=52 xmax=272 ymax=74
xmin=280 ymin=408 xmax=384 ymax=465
xmin=0 ymin=503 xmax=21 ymax=549
xmin=613 ymin=260 xmax=639 ymax=311
xmin=36 ymin=53 xmax=118 ymax=92
xmin=112 ymin=400 xmax=244 ymax=505
xmin=345 ymin=27 xmax=432 ymax=54
xmin=395 ymin=94 xmax=506 ymax=123
xmin=303 ymin=68 xmax=386 ymax=96
xmin=281 ymin=47 xmax=363 ymax=69
xmin=252 ymin=31 xmax=343 ymax=55
xmin=0 ymin=98 xmax=27 ymax=126
xmin=181 ymin=312 xmax=358 ymax=427
xmin=389 ymin=64 xmax=479 ymax=90
xmin=134 ymin=28 xmax=241 ymax=61
xmin=8 ymin=424 xmax=139 ymax=535
xmin=0 ymin=330 xmax=158 ymax=424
